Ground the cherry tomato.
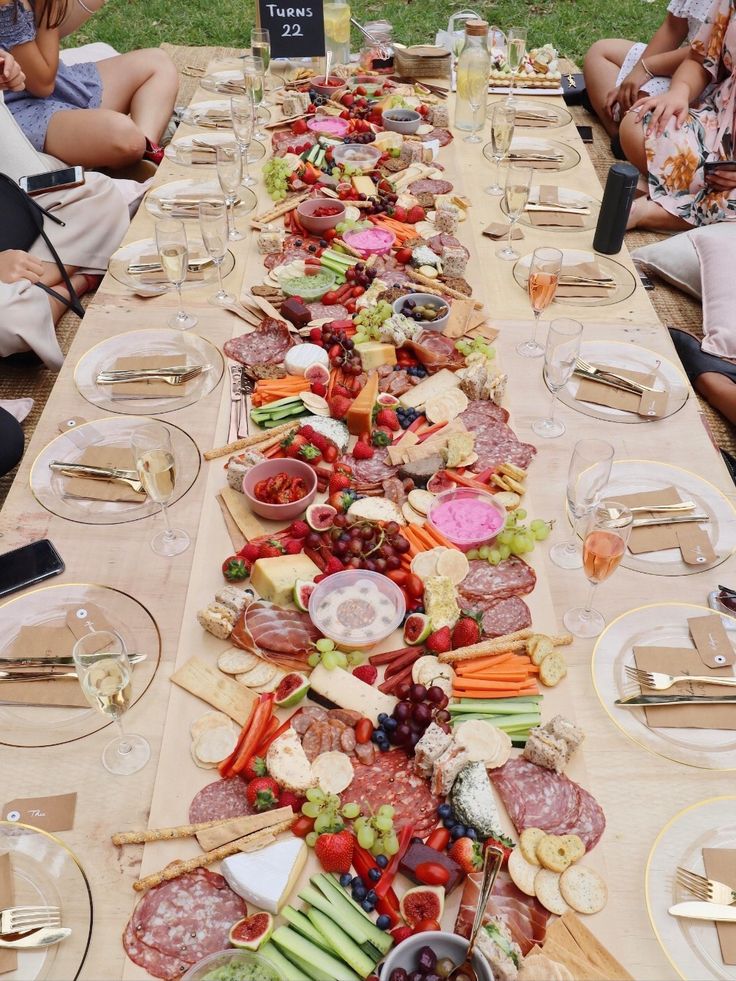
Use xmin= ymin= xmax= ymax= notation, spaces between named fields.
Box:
xmin=415 ymin=862 xmax=450 ymax=886
xmin=323 ymin=228 xmax=337 ymax=241
xmin=352 ymin=285 xmax=365 ymax=297
xmin=413 ymin=919 xmax=441 ymax=933
xmin=322 ymin=291 xmax=339 ymax=306
xmin=425 ymin=827 xmax=451 ymax=852
xmin=386 ymin=569 xmax=409 ymax=586
xmin=355 ymin=718 xmax=373 ymax=744
xmin=292 ymin=815 xmax=315 ymax=838
xmin=344 ymin=299 xmax=357 ymax=314
xmin=395 ymin=248 xmax=412 ymax=265
xmin=405 ymin=574 xmax=424 ymax=599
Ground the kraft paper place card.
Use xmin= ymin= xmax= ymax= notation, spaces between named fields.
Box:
xmin=613 ymin=487 xmax=715 ymax=564
xmin=1 ymin=625 xmax=87 ymax=708
xmin=60 ymin=446 xmax=144 ymax=504
xmin=482 ymin=222 xmax=523 ymax=240
xmin=574 ymin=365 xmax=667 ymax=418
xmin=107 ymin=355 xmax=190 ymax=399
xmin=3 ymin=793 xmax=76 ymax=832
xmin=0 ymin=853 xmax=16 ymax=974
xmin=703 ymin=848 xmax=736 ymax=965
xmin=555 ymin=261 xmax=614 ymax=298
xmin=528 ymin=186 xmax=584 ymax=227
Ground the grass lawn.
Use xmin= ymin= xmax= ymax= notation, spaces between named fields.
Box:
xmin=67 ymin=0 xmax=666 ymax=65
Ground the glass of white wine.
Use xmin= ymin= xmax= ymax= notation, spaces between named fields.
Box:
xmin=498 ymin=164 xmax=532 ymax=261
xmin=199 ymin=201 xmax=234 ymax=306
xmin=216 ymin=144 xmax=244 ymax=241
xmin=506 ymin=27 xmax=527 ymax=106
xmin=486 ymin=102 xmax=515 ymax=195
xmin=230 ymin=96 xmax=256 ymax=188
xmin=132 ymin=422 xmax=190 ymax=557
xmin=155 ymin=218 xmax=198 ymax=330
xmin=550 ymin=438 xmax=614 ymax=569
xmin=73 ymin=629 xmax=150 ymax=775
xmin=242 ymin=54 xmax=266 ymax=140
xmin=532 ymin=317 xmax=582 ymax=437
xmin=518 ymin=245 xmax=562 ymax=357
xmin=251 ymin=28 xmax=271 ymax=105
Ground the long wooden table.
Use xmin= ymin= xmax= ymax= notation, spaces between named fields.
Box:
xmin=1 ymin=63 xmax=734 ymax=981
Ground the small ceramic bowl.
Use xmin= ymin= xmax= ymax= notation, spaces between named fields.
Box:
xmin=296 ymin=196 xmax=346 ymax=233
xmin=392 ymin=292 xmax=450 ymax=332
xmin=310 ymin=75 xmax=347 ymax=98
xmin=331 ymin=142 xmax=382 ymax=171
xmin=382 ymin=108 xmax=422 ymax=134
xmin=181 ymin=949 xmax=280 ymax=981
xmin=380 ymin=931 xmax=494 ymax=981
xmin=242 ymin=458 xmax=317 ymax=521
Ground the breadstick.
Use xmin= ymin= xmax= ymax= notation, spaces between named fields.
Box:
xmin=112 ymin=818 xmax=228 ymax=846
xmin=204 ymin=421 xmax=298 ymax=461
xmin=406 ymin=268 xmax=483 ymax=308
xmin=439 ymin=630 xmax=573 ymax=663
xmin=132 ymin=818 xmax=293 ymax=892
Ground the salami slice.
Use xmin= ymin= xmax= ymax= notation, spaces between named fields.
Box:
xmin=478 ymin=596 xmax=532 ymax=637
xmin=306 ymin=302 xmax=350 ymax=320
xmin=422 ymin=127 xmax=453 ymax=146
xmin=460 ymin=400 xmax=510 ymax=426
xmin=124 ymin=920 xmax=187 ymax=981
xmin=459 ymin=558 xmax=537 ymax=605
xmin=428 ymin=233 xmax=469 ymax=258
xmin=338 ymin=446 xmax=399 ymax=485
xmin=568 ymin=784 xmax=606 ymax=850
xmin=188 ymin=776 xmax=251 ymax=824
xmin=263 ymin=247 xmax=315 ymax=271
xmin=223 ymin=318 xmax=294 ymax=368
xmin=272 ymin=130 xmax=316 ymax=155
xmin=342 ymin=749 xmax=440 ymax=837
xmin=408 ymin=178 xmax=454 ymax=196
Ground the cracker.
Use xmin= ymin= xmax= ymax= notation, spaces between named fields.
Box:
xmin=559 ymin=866 xmax=608 ymax=915
xmin=535 ymin=868 xmax=570 ymax=916
xmin=411 ymin=547 xmax=444 ymax=581
xmin=509 ymin=846 xmax=539 ymax=897
xmin=311 ymin=751 xmax=354 ymax=795
xmin=435 ymin=549 xmax=470 ymax=585
xmin=528 ymin=634 xmax=555 ymax=666
xmin=236 ymin=660 xmax=279 ymax=687
xmin=537 ymin=834 xmax=575 ymax=874
xmin=520 ymin=827 xmax=546 ymax=866
xmin=539 ymin=651 xmax=567 ymax=687
xmin=560 ymin=834 xmax=586 ymax=864
xmin=408 ymin=489 xmax=435 ymax=516
xmin=190 ymin=711 xmax=233 ymax=740
xmin=218 ymin=650 xmax=260 ymax=675
xmin=195 ymin=724 xmax=238 ymax=764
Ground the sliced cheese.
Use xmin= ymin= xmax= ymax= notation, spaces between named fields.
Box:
xmin=399 ymin=368 xmax=461 ymax=409
xmin=346 ymin=370 xmax=379 ymax=436
xmin=221 ymin=486 xmax=268 ymax=540
xmin=221 ymin=837 xmax=307 ymax=913
xmin=250 ymin=554 xmax=321 ymax=607
xmin=355 ymin=342 xmax=397 ymax=371
xmin=352 ymin=175 xmax=377 ymax=198
xmin=309 ymin=663 xmax=396 ymax=724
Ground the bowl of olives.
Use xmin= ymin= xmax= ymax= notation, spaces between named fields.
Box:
xmin=392 ymin=293 xmax=450 ymax=332
xmin=381 ymin=934 xmax=493 ymax=981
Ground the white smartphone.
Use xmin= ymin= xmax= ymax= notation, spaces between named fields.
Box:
xmin=19 ymin=166 xmax=85 ymax=196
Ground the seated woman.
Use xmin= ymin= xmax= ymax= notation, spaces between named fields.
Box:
xmin=670 ymin=328 xmax=736 ymax=425
xmin=0 ymin=405 xmax=24 ymax=479
xmin=0 ymin=0 xmax=179 ymax=167
xmin=584 ymin=1 xmax=713 ymax=140
xmin=620 ymin=0 xmax=736 ymax=231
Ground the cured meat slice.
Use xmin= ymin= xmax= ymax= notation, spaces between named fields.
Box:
xmin=342 ymin=749 xmax=440 ymax=837
xmin=460 ymin=399 xmax=510 ymax=426
xmin=272 ymin=129 xmax=316 ymax=155
xmin=459 ymin=557 xmax=537 ymax=605
xmin=458 ymin=400 xmax=536 ymax=474
xmin=188 ymin=776 xmax=250 ymax=824
xmin=379 ymin=368 xmax=414 ymax=397
xmin=455 ymin=872 xmax=548 ymax=956
xmin=124 ymin=869 xmax=247 ymax=979
xmin=408 ymin=178 xmax=454 ymax=196
xmin=569 ymin=783 xmax=606 ymax=850
xmin=404 ymin=331 xmax=465 ymax=372
xmin=338 ymin=446 xmax=399 ymax=485
xmin=306 ymin=302 xmax=350 ymax=320
xmin=427 ymin=233 xmax=469 ymax=258
xmin=422 ymin=127 xmax=453 ymax=146
xmin=124 ymin=920 xmax=187 ymax=981
xmin=223 ymin=318 xmax=294 ymax=368
xmin=263 ymin=247 xmax=315 ymax=271
xmin=231 ymin=600 xmax=322 ymax=669
xmin=478 ymin=596 xmax=532 ymax=637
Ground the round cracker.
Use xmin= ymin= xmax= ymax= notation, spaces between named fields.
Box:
xmin=407 ymin=489 xmax=435 ymax=516
xmin=402 ymin=502 xmax=425 ymax=525
xmin=218 ymin=650 xmax=260 ymax=675
xmin=190 ymin=710 xmax=233 ymax=740
xmin=251 ymin=671 xmax=284 ymax=694
xmin=311 ymin=752 xmax=354 ymax=794
xmin=300 ymin=393 xmax=329 ymax=412
xmin=520 ymin=827 xmax=546 ymax=867
xmin=195 ymin=725 xmax=238 ymax=764
xmin=455 ymin=452 xmax=478 ymax=468
xmin=508 ymin=846 xmax=538 ymax=897
xmin=559 ymin=865 xmax=608 ymax=915
xmin=236 ymin=660 xmax=279 ymax=687
xmin=534 ymin=868 xmax=570 ymax=916
xmin=410 ymin=547 xmax=444 ymax=581
xmin=191 ymin=743 xmax=217 ymax=769
xmin=435 ymin=549 xmax=469 ymax=585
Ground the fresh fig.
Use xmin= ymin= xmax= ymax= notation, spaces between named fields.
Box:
xmin=403 ymin=612 xmax=432 ymax=645
xmin=398 ymin=884 xmax=445 ymax=928
xmin=229 ymin=911 xmax=273 ymax=950
xmin=306 ymin=503 xmax=337 ymax=531
xmin=293 ymin=579 xmax=316 ymax=612
xmin=305 ymin=362 xmax=330 ymax=386
xmin=274 ymin=672 xmax=309 ymax=707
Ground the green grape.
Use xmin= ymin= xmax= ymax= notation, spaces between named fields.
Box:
xmin=466 ymin=548 xmax=479 ymax=560
xmin=357 ymin=825 xmax=376 ymax=849
xmin=497 ymin=530 xmax=514 ymax=547
xmin=511 ymin=533 xmax=528 ymax=555
xmin=489 ymin=548 xmax=501 ymax=564
xmin=326 ymin=794 xmax=341 ymax=810
xmin=334 ymin=651 xmax=348 ymax=668
xmin=306 ymin=831 xmax=318 ymax=847
xmin=315 ymin=638 xmax=336 ymax=653
xmin=321 ymin=651 xmax=337 ymax=669
xmin=302 ymin=801 xmax=321 ymax=818
xmin=314 ymin=812 xmax=334 ymax=833
xmin=383 ymin=832 xmax=400 ymax=856
xmin=374 ymin=814 xmax=393 ymax=832
xmin=354 ymin=815 xmax=367 ymax=830
xmin=516 ymin=508 xmax=527 ymax=520
xmin=346 ymin=651 xmax=363 ymax=667
xmin=307 ymin=652 xmax=321 ymax=668
xmin=306 ymin=787 xmax=325 ymax=803
xmin=478 ymin=545 xmax=490 ymax=559
xmin=341 ymin=802 xmax=360 ymax=819
xmin=534 ymin=523 xmax=551 ymax=541
xmin=530 ymin=519 xmax=545 ymax=531
xmin=498 ymin=543 xmax=511 ymax=560
xmin=377 ymin=805 xmax=394 ymax=818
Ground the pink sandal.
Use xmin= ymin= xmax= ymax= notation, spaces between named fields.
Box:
xmin=143 ymin=138 xmax=165 ymax=166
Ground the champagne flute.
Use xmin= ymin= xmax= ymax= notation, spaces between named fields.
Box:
xmin=517 ymin=245 xmax=562 ymax=357
xmin=155 ymin=218 xmax=197 ymax=330
xmin=199 ymin=201 xmax=234 ymax=306
xmin=251 ymin=28 xmax=271 ymax=105
xmin=486 ymin=102 xmax=515 ymax=195
xmin=242 ymin=54 xmax=266 ymax=140
xmin=564 ymin=502 xmax=633 ymax=638
xmin=230 ymin=96 xmax=256 ymax=187
xmin=73 ymin=629 xmax=150 ymax=775
xmin=460 ymin=55 xmax=488 ymax=144
xmin=497 ymin=164 xmax=531 ymax=260
xmin=532 ymin=318 xmax=582 ymax=437
xmin=506 ymin=27 xmax=527 ymax=107
xmin=132 ymin=422 xmax=190 ymax=557
xmin=216 ymin=143 xmax=244 ymax=241
xmin=550 ymin=438 xmax=614 ymax=569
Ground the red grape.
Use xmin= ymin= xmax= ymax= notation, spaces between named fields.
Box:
xmin=426 ymin=686 xmax=445 ymax=704
xmin=305 ymin=532 xmax=322 ymax=549
xmin=385 ymin=555 xmax=400 ymax=570
xmin=395 ymin=682 xmax=412 ymax=700
xmin=435 ymin=709 xmax=451 ymax=724
xmin=410 ymin=684 xmax=427 ymax=702
xmin=348 ymin=556 xmax=361 ymax=569
xmin=413 ymin=703 xmax=431 ymax=725
xmin=393 ymin=700 xmax=411 ymax=721
xmin=385 ymin=522 xmax=399 ymax=535
xmin=394 ymin=537 xmax=410 ymax=555
xmin=394 ymin=723 xmax=411 ymax=745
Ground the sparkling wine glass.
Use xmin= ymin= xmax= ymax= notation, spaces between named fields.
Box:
xmin=506 ymin=27 xmax=527 ymax=107
xmin=199 ymin=201 xmax=234 ymax=306
xmin=486 ymin=102 xmax=515 ymax=195
xmin=230 ymin=96 xmax=256 ymax=187
xmin=532 ymin=318 xmax=583 ymax=437
xmin=517 ymin=246 xmax=563 ymax=357
xmin=132 ymin=422 xmax=190 ymax=557
xmin=251 ymin=28 xmax=271 ymax=104
xmin=498 ymin=164 xmax=532 ymax=261
xmin=242 ymin=54 xmax=266 ymax=140
xmin=73 ymin=629 xmax=150 ymax=775
xmin=155 ymin=218 xmax=197 ymax=330
xmin=216 ymin=143 xmax=244 ymax=241
xmin=564 ymin=501 xmax=633 ymax=638
xmin=550 ymin=438 xmax=615 ymax=569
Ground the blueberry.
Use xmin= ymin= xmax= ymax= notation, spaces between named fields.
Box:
xmin=376 ymin=914 xmax=392 ymax=930
xmin=384 ymin=717 xmax=397 ymax=731
xmin=377 ymin=713 xmax=389 ymax=725
xmin=450 ymin=823 xmax=467 ymax=840
xmin=465 ymin=828 xmax=478 ymax=841
xmin=340 ymin=873 xmax=352 ymax=888
xmin=376 ymin=854 xmax=389 ymax=868
xmin=443 ymin=815 xmax=455 ymax=829
xmin=368 ymin=868 xmax=381 ymax=882
xmin=361 ymin=897 xmax=375 ymax=912
xmin=437 ymin=803 xmax=452 ymax=819
xmin=353 ymin=884 xmax=367 ymax=901
xmin=371 ymin=730 xmax=382 ymax=744
xmin=366 ymin=889 xmax=377 ymax=902
xmin=352 ymin=875 xmax=363 ymax=887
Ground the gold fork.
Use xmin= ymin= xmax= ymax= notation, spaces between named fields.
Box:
xmin=576 ymin=357 xmax=658 ymax=393
xmin=625 ymin=665 xmax=736 ymax=690
xmin=676 ymin=867 xmax=736 ymax=905
xmin=97 ymin=366 xmax=205 ymax=386
xmin=602 ymin=501 xmax=696 ymax=517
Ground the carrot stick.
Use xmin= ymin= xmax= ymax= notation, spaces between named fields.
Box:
xmin=421 ymin=525 xmax=457 ymax=551
xmin=453 ymin=678 xmax=527 ymax=692
xmin=445 ymin=470 xmax=491 ymax=491
xmin=452 ymin=686 xmax=539 ymax=699
xmin=455 ymin=653 xmax=515 ymax=673
xmin=412 ymin=527 xmax=438 ymax=551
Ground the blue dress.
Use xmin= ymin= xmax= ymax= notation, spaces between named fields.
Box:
xmin=1 ymin=0 xmax=103 ymax=150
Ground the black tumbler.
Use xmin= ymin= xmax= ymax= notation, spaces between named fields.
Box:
xmin=593 ymin=162 xmax=639 ymax=255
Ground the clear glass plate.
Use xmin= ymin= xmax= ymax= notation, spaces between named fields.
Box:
xmin=0 ymin=822 xmax=93 ymax=979
xmin=552 ymin=339 xmax=690 ymax=423
xmin=500 ymin=185 xmax=601 ymax=232
xmin=487 ymin=99 xmax=572 ymax=129
xmin=646 ymin=796 xmax=736 ymax=979
xmin=180 ymin=99 xmax=234 ymax=128
xmin=165 ymin=133 xmax=266 ymax=167
xmin=30 ymin=416 xmax=201 ymax=525
xmin=0 ymin=583 xmax=161 ymax=748
xmin=145 ymin=180 xmax=257 ymax=221
xmin=108 ymin=238 xmax=236 ymax=296
xmin=74 ymin=329 xmax=224 ymax=416
xmin=484 ymin=136 xmax=581 ymax=172
xmin=592 ymin=601 xmax=736 ymax=770
xmin=513 ymin=248 xmax=638 ymax=307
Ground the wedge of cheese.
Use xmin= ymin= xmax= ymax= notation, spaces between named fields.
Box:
xmin=399 ymin=368 xmax=461 ymax=409
xmin=309 ymin=663 xmax=396 ymax=724
xmin=346 ymin=370 xmax=379 ymax=436
xmin=355 ymin=342 xmax=397 ymax=371
xmin=221 ymin=837 xmax=307 ymax=913
xmin=250 ymin=554 xmax=321 ymax=607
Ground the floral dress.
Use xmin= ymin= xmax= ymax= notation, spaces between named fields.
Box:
xmin=0 ymin=0 xmax=102 ymax=151
xmin=645 ymin=0 xmax=736 ymax=225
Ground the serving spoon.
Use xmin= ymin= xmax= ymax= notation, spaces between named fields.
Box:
xmin=448 ymin=846 xmax=503 ymax=981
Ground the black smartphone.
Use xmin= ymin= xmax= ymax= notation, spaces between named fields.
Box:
xmin=0 ymin=539 xmax=65 ymax=598
xmin=18 ymin=166 xmax=85 ymax=196
xmin=576 ymin=125 xmax=593 ymax=144
xmin=704 ymin=160 xmax=736 ymax=175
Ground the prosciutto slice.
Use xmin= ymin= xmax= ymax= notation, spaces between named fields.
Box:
xmin=404 ymin=330 xmax=465 ymax=372
xmin=455 ymin=872 xmax=548 ymax=956
xmin=231 ymin=600 xmax=321 ymax=670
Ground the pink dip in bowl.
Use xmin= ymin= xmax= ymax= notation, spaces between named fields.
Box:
xmin=342 ymin=227 xmax=395 ymax=256
xmin=428 ymin=488 xmax=506 ymax=549
xmin=307 ymin=117 xmax=350 ymax=138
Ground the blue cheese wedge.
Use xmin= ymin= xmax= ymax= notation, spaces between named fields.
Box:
xmin=451 ymin=761 xmax=500 ymax=837
xmin=424 ymin=575 xmax=460 ymax=630
xmin=221 ymin=837 xmax=307 ymax=913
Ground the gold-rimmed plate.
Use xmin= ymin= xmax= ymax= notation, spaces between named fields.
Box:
xmin=108 ymin=238 xmax=236 ymax=297
xmin=145 ymin=180 xmax=257 ymax=221
xmin=592 ymin=602 xmax=736 ymax=770
xmin=646 ymin=797 xmax=736 ymax=979
xmin=513 ymin=248 xmax=638 ymax=307
xmin=30 ymin=416 xmax=200 ymax=525
xmin=484 ymin=136 xmax=580 ymax=172
xmin=0 ymin=822 xmax=93 ymax=979
xmin=551 ymin=339 xmax=690 ymax=423
xmin=500 ymin=185 xmax=601 ymax=231
xmin=487 ymin=99 xmax=572 ymax=129
xmin=0 ymin=583 xmax=161 ymax=747
xmin=74 ymin=330 xmax=224 ymax=415
xmin=165 ymin=133 xmax=266 ymax=168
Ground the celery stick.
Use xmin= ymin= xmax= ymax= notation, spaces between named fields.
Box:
xmin=449 ymin=698 xmax=542 ymax=715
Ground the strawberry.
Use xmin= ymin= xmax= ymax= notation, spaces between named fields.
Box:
xmin=245 ymin=776 xmax=281 ymax=812
xmin=314 ymin=829 xmax=355 ymax=874
xmin=328 ymin=394 xmax=352 ymax=419
xmin=329 ymin=473 xmax=351 ymax=495
xmin=325 ymin=557 xmax=346 ymax=575
xmin=311 ymin=381 xmax=327 ymax=397
xmin=238 ymin=542 xmax=260 ymax=563
xmin=309 ymin=327 xmax=323 ymax=344
xmin=426 ymin=626 xmax=452 ymax=654
xmin=258 ymin=541 xmax=285 ymax=559
xmin=391 ymin=926 xmax=414 ymax=944
xmin=406 ymin=205 xmax=425 ymax=224
xmin=309 ymin=432 xmax=329 ymax=452
xmin=241 ymin=755 xmax=267 ymax=781
xmin=222 ymin=556 xmax=249 ymax=582
xmin=452 ymin=614 xmax=482 ymax=649
xmin=371 ymin=429 xmax=391 ymax=447
xmin=375 ymin=408 xmax=400 ymax=431
xmin=298 ymin=443 xmax=322 ymax=463
xmin=352 ymin=440 xmax=375 ymax=460
xmin=449 ymin=836 xmax=484 ymax=873
xmin=284 ymin=538 xmax=303 ymax=555
xmin=352 ymin=664 xmax=377 ymax=685
xmin=393 ymin=205 xmax=408 ymax=222
xmin=484 ymin=833 xmax=515 ymax=867
xmin=328 ymin=490 xmax=356 ymax=513
xmin=289 ymin=520 xmax=310 ymax=539
xmin=278 ymin=790 xmax=306 ymax=813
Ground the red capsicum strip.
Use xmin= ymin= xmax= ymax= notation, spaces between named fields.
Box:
xmin=351 ymin=844 xmax=400 ymax=925
xmin=219 ymin=693 xmax=274 ymax=778
xmin=374 ymin=823 xmax=415 ymax=900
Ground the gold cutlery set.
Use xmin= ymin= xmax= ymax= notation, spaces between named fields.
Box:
xmin=0 ymin=905 xmax=70 ymax=948
xmin=669 ymin=868 xmax=736 ymax=923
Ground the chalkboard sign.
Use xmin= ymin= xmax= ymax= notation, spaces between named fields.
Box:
xmin=258 ymin=0 xmax=326 ymax=59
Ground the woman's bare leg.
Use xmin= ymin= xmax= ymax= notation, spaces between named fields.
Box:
xmin=695 ymin=373 xmax=736 ymax=426
xmin=627 ymin=197 xmax=692 ymax=231
xmin=97 ymin=49 xmax=179 ymax=142
xmin=619 ymin=111 xmax=649 ymax=171
xmin=44 ymin=108 xmax=146 ymax=167
xmin=583 ymin=39 xmax=635 ymax=138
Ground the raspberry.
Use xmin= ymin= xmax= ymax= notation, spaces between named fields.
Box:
xmin=311 ymin=382 xmax=327 ymax=397
xmin=352 ymin=440 xmax=375 ymax=460
xmin=352 ymin=664 xmax=378 ymax=685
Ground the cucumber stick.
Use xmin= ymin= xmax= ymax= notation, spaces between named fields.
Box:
xmin=272 ymin=925 xmax=360 ymax=981
xmin=282 ymin=906 xmax=336 ymax=954
xmin=316 ymin=874 xmax=393 ymax=956
xmin=298 ymin=885 xmax=372 ymax=947
xmin=259 ymin=941 xmax=313 ymax=981
xmin=306 ymin=907 xmax=376 ymax=978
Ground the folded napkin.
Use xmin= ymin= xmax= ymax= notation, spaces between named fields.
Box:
xmin=614 ymin=486 xmax=715 ymax=564
xmin=704 ymin=849 xmax=736 ymax=964
xmin=509 ymin=145 xmax=563 ymax=169
xmin=555 ymin=260 xmax=615 ymax=297
xmin=528 ymin=185 xmax=585 ymax=227
xmin=575 ymin=364 xmax=661 ymax=415
xmin=1 ymin=625 xmax=89 ymax=708
xmin=514 ymin=109 xmax=558 ymax=127
xmin=104 ymin=355 xmax=193 ymax=400
xmin=60 ymin=445 xmax=144 ymax=503
xmin=483 ymin=222 xmax=523 ymax=240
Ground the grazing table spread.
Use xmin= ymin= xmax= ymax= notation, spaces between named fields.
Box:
xmin=1 ymin=53 xmax=736 ymax=981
